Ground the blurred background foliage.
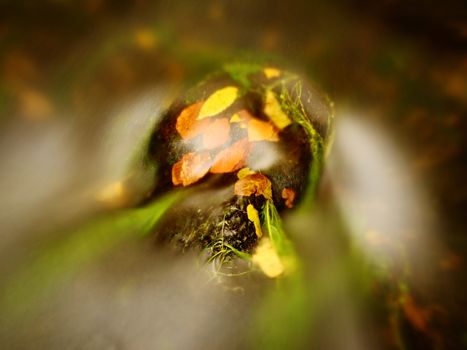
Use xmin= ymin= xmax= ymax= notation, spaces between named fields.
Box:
xmin=0 ymin=0 xmax=466 ymax=349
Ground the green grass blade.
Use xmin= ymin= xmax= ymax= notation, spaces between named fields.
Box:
xmin=0 ymin=190 xmax=183 ymax=322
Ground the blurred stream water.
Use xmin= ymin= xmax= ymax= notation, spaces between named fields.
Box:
xmin=0 ymin=1 xmax=466 ymax=349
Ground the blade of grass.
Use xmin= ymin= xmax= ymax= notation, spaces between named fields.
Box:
xmin=0 ymin=190 xmax=183 ymax=323
xmin=262 ymin=199 xmax=296 ymax=262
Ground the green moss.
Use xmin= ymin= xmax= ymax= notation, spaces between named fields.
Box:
xmin=223 ymin=62 xmax=263 ymax=90
xmin=276 ymin=80 xmax=326 ymax=207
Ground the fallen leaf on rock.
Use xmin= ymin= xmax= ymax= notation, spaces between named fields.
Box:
xmin=281 ymin=188 xmax=296 ymax=208
xmin=264 ymin=90 xmax=291 ymax=129
xmin=237 ymin=167 xmax=256 ymax=179
xmin=247 ymin=204 xmax=263 ymax=238
xmin=198 ymin=86 xmax=238 ymax=119
xmin=210 ymin=138 xmax=250 ymax=173
xmin=230 ymin=109 xmax=254 ymax=129
xmin=175 ymin=101 xmax=205 ymax=139
xmin=230 ymin=113 xmax=242 ymax=123
xmin=247 ymin=118 xmax=279 ymax=142
xmin=172 ymin=152 xmax=212 ymax=186
xmin=202 ymin=117 xmax=231 ymax=149
xmin=234 ymin=173 xmax=272 ymax=200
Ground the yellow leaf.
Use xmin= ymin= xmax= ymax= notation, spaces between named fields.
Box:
xmin=230 ymin=109 xmax=254 ymax=128
xmin=237 ymin=167 xmax=256 ymax=179
xmin=230 ymin=113 xmax=242 ymax=123
xmin=263 ymin=67 xmax=281 ymax=79
xmin=252 ymin=238 xmax=284 ymax=278
xmin=264 ymin=90 xmax=292 ymax=129
xmin=247 ymin=204 xmax=262 ymax=238
xmin=198 ymin=86 xmax=238 ymax=119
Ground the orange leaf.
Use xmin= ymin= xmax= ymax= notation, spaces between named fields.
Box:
xmin=172 ymin=151 xmax=211 ymax=186
xmin=210 ymin=138 xmax=250 ymax=173
xmin=175 ymin=102 xmax=205 ymax=139
xmin=202 ymin=118 xmax=231 ymax=149
xmin=281 ymin=188 xmax=296 ymax=208
xmin=247 ymin=118 xmax=279 ymax=142
xmin=234 ymin=173 xmax=272 ymax=200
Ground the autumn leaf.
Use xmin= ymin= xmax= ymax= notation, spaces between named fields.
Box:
xmin=252 ymin=238 xmax=285 ymax=278
xmin=172 ymin=152 xmax=211 ymax=186
xmin=176 ymin=103 xmax=230 ymax=149
xmin=230 ymin=109 xmax=254 ymax=129
xmin=230 ymin=109 xmax=279 ymax=141
xmin=234 ymin=173 xmax=273 ymax=200
xmin=247 ymin=118 xmax=279 ymax=142
xmin=281 ymin=188 xmax=296 ymax=208
xmin=230 ymin=113 xmax=242 ymax=123
xmin=201 ymin=118 xmax=231 ymax=149
xmin=247 ymin=204 xmax=263 ymax=238
xmin=175 ymin=101 xmax=205 ymax=139
xmin=264 ymin=90 xmax=292 ymax=129
xmin=198 ymin=86 xmax=238 ymax=119
xmin=263 ymin=67 xmax=281 ymax=79
xmin=237 ymin=167 xmax=256 ymax=179
xmin=210 ymin=138 xmax=250 ymax=173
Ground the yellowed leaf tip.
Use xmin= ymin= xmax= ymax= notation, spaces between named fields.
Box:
xmin=263 ymin=90 xmax=292 ymax=130
xmin=198 ymin=86 xmax=238 ymax=119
